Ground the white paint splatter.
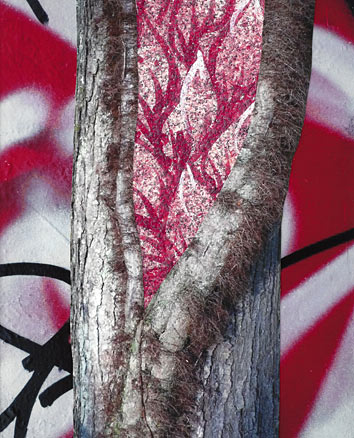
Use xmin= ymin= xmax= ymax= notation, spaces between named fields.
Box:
xmin=281 ymin=192 xmax=296 ymax=258
xmin=308 ymin=26 xmax=354 ymax=139
xmin=0 ymin=89 xmax=49 ymax=150
xmin=55 ymin=98 xmax=75 ymax=155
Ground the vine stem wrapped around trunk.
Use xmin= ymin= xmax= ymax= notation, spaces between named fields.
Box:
xmin=71 ymin=0 xmax=315 ymax=436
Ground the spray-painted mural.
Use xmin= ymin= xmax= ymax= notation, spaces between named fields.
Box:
xmin=280 ymin=1 xmax=354 ymax=436
xmin=133 ymin=0 xmax=264 ymax=304
xmin=0 ymin=0 xmax=353 ymax=437
xmin=0 ymin=1 xmax=75 ymax=437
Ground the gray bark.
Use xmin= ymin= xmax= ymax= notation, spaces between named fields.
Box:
xmin=71 ymin=0 xmax=314 ymax=436
xmin=71 ymin=0 xmax=143 ymax=435
xmin=194 ymin=225 xmax=280 ymax=438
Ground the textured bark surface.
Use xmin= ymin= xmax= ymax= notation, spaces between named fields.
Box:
xmin=193 ymin=226 xmax=280 ymax=438
xmin=134 ymin=1 xmax=314 ymax=435
xmin=71 ymin=0 xmax=314 ymax=436
xmin=71 ymin=0 xmax=143 ymax=435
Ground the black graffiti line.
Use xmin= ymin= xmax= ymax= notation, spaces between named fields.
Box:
xmin=0 ymin=322 xmax=72 ymax=373
xmin=0 ymin=321 xmax=72 ymax=377
xmin=0 ymin=322 xmax=73 ymax=436
xmin=0 ymin=366 xmax=53 ymax=438
xmin=281 ymin=227 xmax=354 ymax=269
xmin=0 ymin=323 xmax=72 ymax=373
xmin=0 ymin=262 xmax=73 ymax=436
xmin=25 ymin=0 xmax=49 ymax=24
xmin=39 ymin=374 xmax=73 ymax=407
xmin=0 ymin=263 xmax=71 ymax=285
xmin=0 ymin=324 xmax=40 ymax=357
xmin=0 ymin=263 xmax=71 ymax=371
xmin=21 ymin=322 xmax=72 ymax=374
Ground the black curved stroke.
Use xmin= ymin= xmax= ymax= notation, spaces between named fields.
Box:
xmin=0 ymin=262 xmax=70 ymax=285
xmin=281 ymin=228 xmax=354 ymax=269
xmin=25 ymin=0 xmax=48 ymax=24
xmin=0 ymin=263 xmax=72 ymax=437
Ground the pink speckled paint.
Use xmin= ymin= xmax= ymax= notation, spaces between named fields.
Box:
xmin=134 ymin=0 xmax=264 ymax=302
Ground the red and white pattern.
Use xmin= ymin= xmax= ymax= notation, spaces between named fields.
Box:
xmin=134 ymin=0 xmax=264 ymax=303
xmin=280 ymin=1 xmax=354 ymax=436
xmin=0 ymin=2 xmax=75 ymax=436
xmin=1 ymin=0 xmax=354 ymax=436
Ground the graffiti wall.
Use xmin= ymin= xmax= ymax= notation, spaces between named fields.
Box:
xmin=0 ymin=0 xmax=353 ymax=437
xmin=0 ymin=1 xmax=75 ymax=437
xmin=280 ymin=0 xmax=354 ymax=436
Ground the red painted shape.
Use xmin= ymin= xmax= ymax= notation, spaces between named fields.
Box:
xmin=0 ymin=179 xmax=23 ymax=236
xmin=291 ymin=121 xmax=354 ymax=251
xmin=280 ymin=289 xmax=354 ymax=437
xmin=0 ymin=2 xmax=75 ymax=235
xmin=0 ymin=137 xmax=73 ymax=189
xmin=281 ymin=243 xmax=352 ymax=298
xmin=282 ymin=120 xmax=354 ymax=296
xmin=0 ymin=3 xmax=76 ymax=101
xmin=316 ymin=0 xmax=354 ymax=42
xmin=42 ymin=279 xmax=70 ymax=331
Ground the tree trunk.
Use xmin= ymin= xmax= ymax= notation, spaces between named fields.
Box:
xmin=71 ymin=0 xmax=314 ymax=436
xmin=193 ymin=224 xmax=280 ymax=438
xmin=71 ymin=0 xmax=144 ymax=435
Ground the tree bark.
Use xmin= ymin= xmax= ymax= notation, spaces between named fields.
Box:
xmin=71 ymin=0 xmax=143 ymax=435
xmin=71 ymin=0 xmax=314 ymax=436
xmin=193 ymin=225 xmax=280 ymax=438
